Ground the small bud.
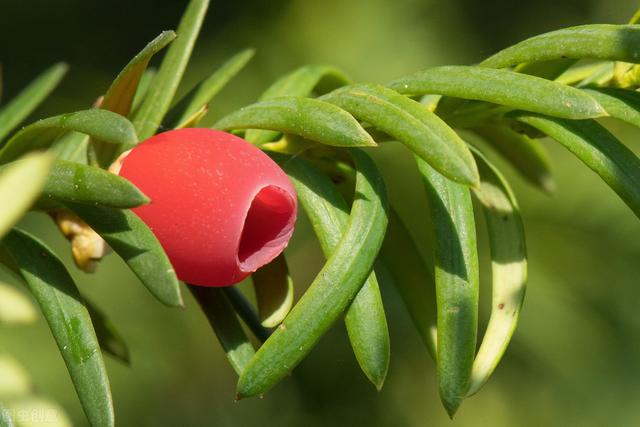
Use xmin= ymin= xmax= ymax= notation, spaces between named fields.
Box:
xmin=53 ymin=210 xmax=111 ymax=273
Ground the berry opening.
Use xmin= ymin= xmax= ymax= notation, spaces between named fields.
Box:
xmin=237 ymin=185 xmax=297 ymax=272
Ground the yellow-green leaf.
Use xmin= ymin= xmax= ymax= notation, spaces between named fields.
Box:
xmin=215 ymin=97 xmax=376 ymax=148
xmin=0 ymin=109 xmax=137 ymax=164
xmin=321 ymin=84 xmax=479 ymax=186
xmin=237 ymin=150 xmax=388 ymax=398
xmin=0 ymin=153 xmax=52 ymax=238
xmin=246 ymin=64 xmax=351 ymax=145
xmin=2 ymin=229 xmax=113 ymax=427
xmin=252 ymin=254 xmax=294 ymax=328
xmin=468 ymin=147 xmax=527 ymax=396
xmin=190 ymin=286 xmax=256 ymax=375
xmin=0 ymin=281 xmax=38 ymax=325
xmin=481 ymin=25 xmax=640 ymax=68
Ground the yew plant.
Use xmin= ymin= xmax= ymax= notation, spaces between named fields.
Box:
xmin=2 ymin=0 xmax=640 ymax=424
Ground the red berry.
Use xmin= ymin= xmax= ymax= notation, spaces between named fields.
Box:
xmin=118 ymin=128 xmax=297 ymax=287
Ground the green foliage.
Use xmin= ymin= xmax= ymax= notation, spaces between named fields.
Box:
xmin=467 ymin=148 xmax=527 ymax=396
xmin=35 ymin=160 xmax=149 ymax=208
xmin=132 ymin=0 xmax=209 ymax=140
xmin=282 ymin=154 xmax=390 ymax=390
xmin=190 ymin=286 xmax=256 ymax=375
xmin=0 ymin=109 xmax=137 ymax=164
xmin=237 ymin=150 xmax=388 ymax=398
xmin=582 ymin=87 xmax=640 ymax=127
xmin=65 ymin=203 xmax=183 ymax=307
xmin=470 ymin=125 xmax=555 ymax=193
xmin=4 ymin=1 xmax=640 ymax=424
xmin=320 ymin=83 xmax=479 ymax=185
xmin=252 ymin=254 xmax=294 ymax=328
xmin=165 ymin=48 xmax=256 ymax=129
xmin=418 ymin=160 xmax=479 ymax=417
xmin=378 ymin=210 xmax=437 ymax=358
xmin=92 ymin=30 xmax=176 ymax=167
xmin=512 ymin=113 xmax=640 ymax=218
xmin=388 ymin=65 xmax=606 ymax=119
xmin=222 ymin=287 xmax=271 ymax=342
xmin=0 ymin=153 xmax=52 ymax=237
xmin=480 ymin=24 xmax=640 ymax=68
xmin=84 ymin=298 xmax=131 ymax=364
xmin=102 ymin=31 xmax=177 ymax=119
xmin=245 ymin=64 xmax=351 ymax=144
xmin=215 ymin=97 xmax=377 ymax=147
xmin=1 ymin=229 xmax=113 ymax=427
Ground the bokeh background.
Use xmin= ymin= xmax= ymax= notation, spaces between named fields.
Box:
xmin=2 ymin=0 xmax=640 ymax=425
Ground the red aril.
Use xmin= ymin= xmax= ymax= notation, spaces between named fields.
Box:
xmin=118 ymin=128 xmax=297 ymax=287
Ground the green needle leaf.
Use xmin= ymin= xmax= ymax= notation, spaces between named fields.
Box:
xmin=190 ymin=286 xmax=256 ymax=375
xmin=514 ymin=58 xmax=577 ymax=80
xmin=555 ymin=61 xmax=613 ymax=86
xmin=223 ymin=287 xmax=271 ymax=343
xmin=165 ymin=48 xmax=256 ymax=128
xmin=84 ymin=298 xmax=130 ymax=364
xmin=93 ymin=31 xmax=176 ymax=167
xmin=214 ymin=97 xmax=376 ymax=148
xmin=0 ymin=152 xmax=52 ymax=238
xmin=582 ymin=87 xmax=640 ymax=128
xmin=50 ymin=132 xmax=90 ymax=164
xmin=0 ymin=109 xmax=137 ymax=164
xmin=471 ymin=125 xmax=555 ymax=193
xmin=343 ymin=277 xmax=390 ymax=391
xmin=417 ymin=159 xmax=479 ymax=418
xmin=320 ymin=83 xmax=479 ymax=186
xmin=133 ymin=0 xmax=209 ymax=140
xmin=65 ymin=203 xmax=183 ymax=307
xmin=174 ymin=104 xmax=208 ymax=129
xmin=102 ymin=31 xmax=176 ymax=118
xmin=378 ymin=209 xmax=437 ymax=358
xmin=237 ymin=149 xmax=388 ymax=398
xmin=0 ymin=63 xmax=68 ymax=142
xmin=0 ymin=280 xmax=38 ymax=325
xmin=246 ymin=64 xmax=351 ymax=145
xmin=282 ymin=155 xmax=390 ymax=390
xmin=467 ymin=147 xmax=527 ymax=396
xmin=480 ymin=25 xmax=640 ymax=69
xmin=388 ymin=66 xmax=606 ymax=120
xmin=1 ymin=229 xmax=113 ymax=427
xmin=131 ymin=68 xmax=157 ymax=114
xmin=36 ymin=160 xmax=149 ymax=208
xmin=259 ymin=65 xmax=351 ymax=100
xmin=252 ymin=254 xmax=294 ymax=328
xmin=512 ymin=113 xmax=640 ymax=219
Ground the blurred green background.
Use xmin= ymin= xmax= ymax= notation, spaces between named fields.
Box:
xmin=2 ymin=0 xmax=640 ymax=425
